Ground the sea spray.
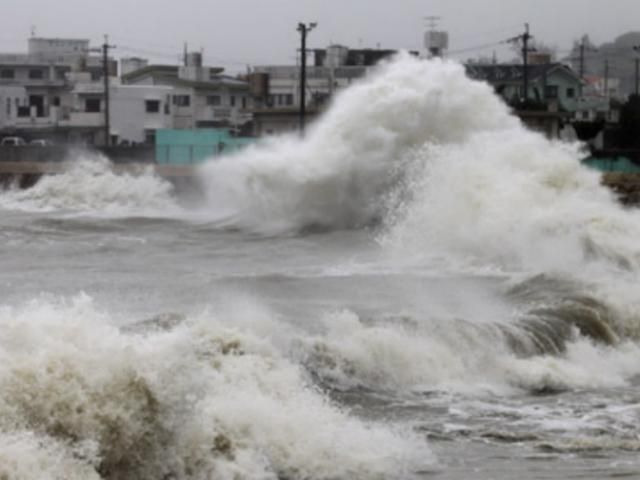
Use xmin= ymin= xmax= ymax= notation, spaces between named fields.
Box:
xmin=0 ymin=151 xmax=179 ymax=215
xmin=381 ymin=128 xmax=640 ymax=274
xmin=196 ymin=54 xmax=517 ymax=233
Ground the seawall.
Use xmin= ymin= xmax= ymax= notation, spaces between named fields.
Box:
xmin=2 ymin=146 xmax=640 ymax=206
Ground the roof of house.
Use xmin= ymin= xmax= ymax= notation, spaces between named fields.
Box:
xmin=465 ymin=63 xmax=583 ymax=85
xmin=121 ymin=65 xmax=247 ymax=91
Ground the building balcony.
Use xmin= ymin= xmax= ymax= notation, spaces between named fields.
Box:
xmin=64 ymin=111 xmax=103 ymax=127
xmin=0 ymin=78 xmax=67 ymax=88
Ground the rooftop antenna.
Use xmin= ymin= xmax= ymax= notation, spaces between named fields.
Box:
xmin=30 ymin=25 xmax=36 ymax=37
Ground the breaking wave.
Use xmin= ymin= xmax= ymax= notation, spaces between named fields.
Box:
xmin=0 ymin=294 xmax=431 ymax=479
xmin=300 ymin=298 xmax=640 ymax=397
xmin=0 ymin=152 xmax=180 ymax=216
xmin=197 ymin=54 xmax=516 ymax=234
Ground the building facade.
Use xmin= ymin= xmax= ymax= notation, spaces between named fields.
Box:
xmin=0 ymin=37 xmax=115 ymax=143
xmin=121 ymin=53 xmax=252 ymax=133
xmin=0 ymin=39 xmax=251 ymax=145
xmin=465 ymin=63 xmax=584 ymax=113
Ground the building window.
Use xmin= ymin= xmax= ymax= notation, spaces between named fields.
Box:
xmin=29 ymin=69 xmax=45 ymax=80
xmin=544 ymin=85 xmax=559 ymax=99
xmin=85 ymin=98 xmax=101 ymax=113
xmin=566 ymin=87 xmax=575 ymax=98
xmin=173 ymin=95 xmax=190 ymax=107
xmin=207 ymin=95 xmax=221 ymax=106
xmin=6 ymin=98 xmax=10 ymax=117
xmin=241 ymin=96 xmax=247 ymax=109
xmin=145 ymin=100 xmax=160 ymax=113
xmin=0 ymin=69 xmax=15 ymax=79
xmin=17 ymin=104 xmax=30 ymax=117
xmin=230 ymin=95 xmax=236 ymax=107
xmin=52 ymin=97 xmax=61 ymax=107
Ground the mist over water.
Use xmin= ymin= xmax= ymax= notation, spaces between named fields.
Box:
xmin=1 ymin=54 xmax=640 ymax=478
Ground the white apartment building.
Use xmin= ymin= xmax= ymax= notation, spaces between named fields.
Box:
xmin=121 ymin=52 xmax=252 ymax=132
xmin=0 ymin=37 xmax=114 ymax=143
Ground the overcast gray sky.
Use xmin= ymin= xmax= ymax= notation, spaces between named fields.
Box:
xmin=1 ymin=0 xmax=638 ymax=71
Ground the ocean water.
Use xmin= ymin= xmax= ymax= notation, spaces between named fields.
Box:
xmin=1 ymin=55 xmax=640 ymax=479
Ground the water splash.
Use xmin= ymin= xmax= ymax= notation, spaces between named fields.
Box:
xmin=196 ymin=54 xmax=516 ymax=234
xmin=0 ymin=151 xmax=180 ymax=216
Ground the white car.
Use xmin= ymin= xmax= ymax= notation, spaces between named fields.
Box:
xmin=1 ymin=137 xmax=26 ymax=146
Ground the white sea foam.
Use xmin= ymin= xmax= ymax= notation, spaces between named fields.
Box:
xmin=0 ymin=151 xmax=180 ymax=216
xmin=0 ymin=294 xmax=432 ymax=479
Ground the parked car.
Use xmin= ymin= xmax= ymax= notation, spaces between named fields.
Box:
xmin=29 ymin=139 xmax=53 ymax=146
xmin=0 ymin=136 xmax=26 ymax=146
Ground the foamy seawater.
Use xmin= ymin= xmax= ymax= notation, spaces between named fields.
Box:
xmin=1 ymin=55 xmax=640 ymax=479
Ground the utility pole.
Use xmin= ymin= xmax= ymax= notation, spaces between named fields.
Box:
xmin=101 ymin=35 xmax=116 ymax=146
xmin=522 ymin=23 xmax=531 ymax=104
xmin=634 ymin=46 xmax=640 ymax=96
xmin=604 ymin=57 xmax=609 ymax=99
xmin=506 ymin=24 xmax=532 ymax=104
xmin=297 ymin=22 xmax=317 ymax=135
xmin=577 ymin=39 xmax=597 ymax=97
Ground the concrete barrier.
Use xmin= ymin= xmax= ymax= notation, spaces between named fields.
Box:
xmin=0 ymin=145 xmax=154 ymax=164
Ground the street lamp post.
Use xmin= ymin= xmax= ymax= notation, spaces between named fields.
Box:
xmin=297 ymin=22 xmax=317 ymax=135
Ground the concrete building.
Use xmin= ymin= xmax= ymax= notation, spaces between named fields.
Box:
xmin=0 ymin=37 xmax=115 ymax=143
xmin=0 ymin=39 xmax=245 ymax=145
xmin=64 ymin=80 xmax=175 ymax=145
xmin=121 ymin=52 xmax=252 ymax=132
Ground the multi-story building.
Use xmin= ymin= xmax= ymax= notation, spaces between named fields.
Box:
xmin=0 ymin=37 xmax=116 ymax=143
xmin=0 ymin=39 xmax=250 ymax=146
xmin=121 ymin=52 xmax=252 ymax=133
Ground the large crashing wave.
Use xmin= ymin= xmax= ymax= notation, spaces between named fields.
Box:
xmin=197 ymin=54 xmax=517 ymax=234
xmin=0 ymin=295 xmax=431 ymax=479
xmin=196 ymin=54 xmax=640 ymax=274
